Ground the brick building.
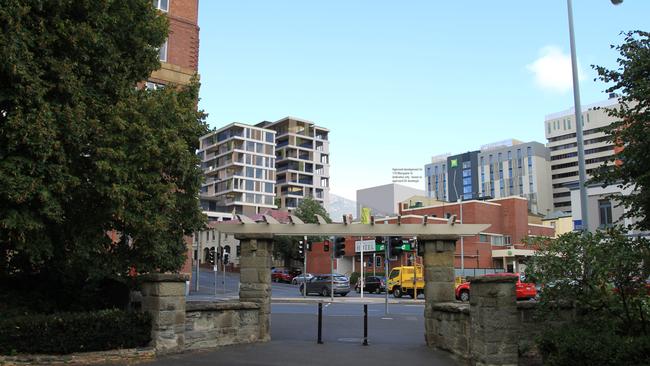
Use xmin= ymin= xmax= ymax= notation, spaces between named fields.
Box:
xmin=149 ymin=0 xmax=199 ymax=88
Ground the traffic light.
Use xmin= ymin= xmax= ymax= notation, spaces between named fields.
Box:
xmin=390 ymin=236 xmax=403 ymax=257
xmin=324 ymin=240 xmax=330 ymax=252
xmin=223 ymin=252 xmax=230 ymax=265
xmin=208 ymin=247 xmax=215 ymax=265
xmin=414 ymin=238 xmax=424 ymax=257
xmin=333 ymin=237 xmax=346 ymax=258
xmin=298 ymin=240 xmax=305 ymax=259
xmin=375 ymin=236 xmax=385 ymax=249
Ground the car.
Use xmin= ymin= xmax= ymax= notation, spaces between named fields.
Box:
xmin=355 ymin=276 xmax=385 ymax=294
xmin=291 ymin=273 xmax=314 ymax=285
xmin=299 ymin=274 xmax=350 ymax=297
xmin=271 ymin=268 xmax=294 ymax=283
xmin=455 ymin=272 xmax=537 ymax=302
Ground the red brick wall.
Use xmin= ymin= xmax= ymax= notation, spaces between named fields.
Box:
xmin=306 ymin=240 xmax=336 ymax=274
xmin=167 ymin=0 xmax=200 ymax=71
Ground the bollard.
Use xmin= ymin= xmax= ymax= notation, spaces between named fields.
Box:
xmin=363 ymin=304 xmax=368 ymax=346
xmin=317 ymin=302 xmax=323 ymax=344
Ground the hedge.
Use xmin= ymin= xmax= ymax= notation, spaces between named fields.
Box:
xmin=0 ymin=309 xmax=151 ymax=355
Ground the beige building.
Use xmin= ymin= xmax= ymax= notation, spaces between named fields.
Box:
xmin=542 ymin=211 xmax=574 ymax=237
xmin=544 ymin=96 xmax=619 ymax=213
xmin=257 ymin=117 xmax=330 ymax=211
xmin=198 ymin=123 xmax=277 ymax=216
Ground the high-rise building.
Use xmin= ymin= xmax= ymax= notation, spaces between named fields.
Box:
xmin=198 ymin=124 xmax=277 ymax=216
xmin=148 ymin=0 xmax=199 ymax=88
xmin=477 ymin=140 xmax=553 ymax=215
xmin=424 ymin=139 xmax=553 ymax=215
xmin=257 ymin=117 xmax=330 ymax=211
xmin=544 ymin=96 xmax=618 ymax=213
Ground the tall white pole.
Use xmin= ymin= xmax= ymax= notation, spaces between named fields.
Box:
xmin=303 ymin=235 xmax=307 ymax=298
xmin=360 ymin=237 xmax=364 ymax=299
xmin=459 ymin=199 xmax=464 ymax=276
xmin=567 ymin=0 xmax=589 ymax=232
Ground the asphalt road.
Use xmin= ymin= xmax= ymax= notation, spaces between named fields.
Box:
xmin=132 ymin=303 xmax=459 ymax=366
xmin=188 ymin=269 xmax=425 ymax=302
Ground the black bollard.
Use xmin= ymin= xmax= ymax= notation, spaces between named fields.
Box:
xmin=363 ymin=304 xmax=368 ymax=346
xmin=317 ymin=302 xmax=323 ymax=344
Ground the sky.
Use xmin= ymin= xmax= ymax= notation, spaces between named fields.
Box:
xmin=196 ymin=1 xmax=649 ymax=201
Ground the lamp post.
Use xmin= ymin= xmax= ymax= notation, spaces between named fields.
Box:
xmin=566 ymin=0 xmax=623 ymax=232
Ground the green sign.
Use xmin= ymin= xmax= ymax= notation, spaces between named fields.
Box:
xmin=450 ymin=159 xmax=458 ymax=168
xmin=375 ymin=244 xmax=385 ymax=252
xmin=401 ymin=243 xmax=411 ymax=251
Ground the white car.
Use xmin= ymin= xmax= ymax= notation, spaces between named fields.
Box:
xmin=291 ymin=273 xmax=314 ymax=285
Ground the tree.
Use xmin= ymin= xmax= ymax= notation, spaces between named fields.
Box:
xmin=0 ymin=0 xmax=207 ymax=310
xmin=592 ymin=31 xmax=650 ymax=230
xmin=525 ymin=230 xmax=650 ymax=365
xmin=272 ymin=197 xmax=332 ymax=266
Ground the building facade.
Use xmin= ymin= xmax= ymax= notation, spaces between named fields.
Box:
xmin=149 ymin=0 xmax=199 ymax=88
xmin=424 ymin=139 xmax=553 ymax=215
xmin=477 ymin=140 xmax=553 ymax=215
xmin=356 ymin=183 xmax=426 ymax=218
xmin=198 ymin=123 xmax=277 ymax=216
xmin=257 ymin=117 xmax=330 ymax=211
xmin=544 ymin=96 xmax=619 ymax=213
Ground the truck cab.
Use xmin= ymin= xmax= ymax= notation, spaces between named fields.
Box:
xmin=387 ymin=265 xmax=425 ymax=298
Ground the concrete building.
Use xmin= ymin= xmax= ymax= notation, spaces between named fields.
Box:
xmin=424 ymin=154 xmax=450 ymax=201
xmin=356 ymin=183 xmax=426 ymax=218
xmin=569 ymin=184 xmax=648 ymax=237
xmin=148 ymin=0 xmax=199 ymax=88
xmin=542 ymin=211 xmax=574 ymax=237
xmin=544 ymin=96 xmax=619 ymax=213
xmin=198 ymin=123 xmax=277 ymax=215
xmin=425 ymin=139 xmax=553 ymax=215
xmin=257 ymin=117 xmax=330 ymax=211
xmin=477 ymin=140 xmax=553 ymax=215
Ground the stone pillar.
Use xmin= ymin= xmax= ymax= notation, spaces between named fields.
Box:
xmin=421 ymin=237 xmax=457 ymax=347
xmin=469 ymin=275 xmax=518 ymax=366
xmin=139 ymin=273 xmax=189 ymax=353
xmin=236 ymin=234 xmax=273 ymax=342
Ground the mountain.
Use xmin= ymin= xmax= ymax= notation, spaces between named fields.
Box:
xmin=327 ymin=194 xmax=357 ymax=221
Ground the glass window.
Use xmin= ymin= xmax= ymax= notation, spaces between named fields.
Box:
xmin=462 ymin=161 xmax=471 ymax=169
xmin=158 ymin=39 xmax=168 ymax=62
xmin=599 ymin=200 xmax=613 ymax=228
xmin=389 ymin=270 xmax=400 ymax=279
xmin=246 ymin=167 xmax=254 ymax=177
xmin=245 ymin=180 xmax=254 ymax=191
xmin=153 ymin=0 xmax=169 ymax=12
xmin=266 ymin=132 xmax=274 ymax=143
xmin=462 ymin=169 xmax=471 ymax=178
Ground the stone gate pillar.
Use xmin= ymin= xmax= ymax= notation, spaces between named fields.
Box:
xmin=420 ymin=236 xmax=457 ymax=346
xmin=236 ymin=234 xmax=273 ymax=342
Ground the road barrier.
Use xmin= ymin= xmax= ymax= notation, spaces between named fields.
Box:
xmin=317 ymin=302 xmax=323 ymax=344
xmin=316 ymin=303 xmax=369 ymax=346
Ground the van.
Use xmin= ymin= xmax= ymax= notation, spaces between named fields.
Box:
xmin=387 ymin=266 xmax=425 ymax=298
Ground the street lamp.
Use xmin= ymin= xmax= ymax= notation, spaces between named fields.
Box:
xmin=565 ymin=0 xmax=622 ymax=232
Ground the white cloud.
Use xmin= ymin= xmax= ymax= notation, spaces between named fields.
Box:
xmin=527 ymin=46 xmax=584 ymax=93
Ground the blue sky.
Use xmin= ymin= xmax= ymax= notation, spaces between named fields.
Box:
xmin=197 ymin=1 xmax=648 ymax=201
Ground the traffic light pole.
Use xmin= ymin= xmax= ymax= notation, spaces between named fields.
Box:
xmin=303 ymin=235 xmax=307 ymax=298
xmin=215 ymin=231 xmax=220 ymax=297
xmin=195 ymin=233 xmax=201 ymax=291
xmin=330 ymin=237 xmax=334 ymax=302
xmin=384 ymin=235 xmax=389 ymax=315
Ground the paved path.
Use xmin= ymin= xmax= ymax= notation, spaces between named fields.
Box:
xmin=120 ymin=303 xmax=458 ymax=366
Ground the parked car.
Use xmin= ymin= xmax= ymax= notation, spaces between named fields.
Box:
xmin=355 ymin=276 xmax=385 ymax=294
xmin=455 ymin=272 xmax=537 ymax=302
xmin=291 ymin=273 xmax=314 ymax=285
xmin=271 ymin=268 xmax=294 ymax=283
xmin=299 ymin=274 xmax=350 ymax=297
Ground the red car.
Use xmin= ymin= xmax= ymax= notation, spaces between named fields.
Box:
xmin=455 ymin=273 xmax=537 ymax=302
xmin=271 ymin=268 xmax=295 ymax=283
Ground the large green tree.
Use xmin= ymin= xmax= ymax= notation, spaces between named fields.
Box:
xmin=592 ymin=31 xmax=650 ymax=230
xmin=0 ymin=0 xmax=207 ymax=307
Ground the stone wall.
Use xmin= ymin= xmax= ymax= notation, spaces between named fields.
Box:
xmin=185 ymin=301 xmax=261 ymax=350
xmin=424 ymin=302 xmax=470 ymax=361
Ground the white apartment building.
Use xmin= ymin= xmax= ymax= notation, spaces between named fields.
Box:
xmin=544 ymin=96 xmax=618 ymax=213
xmin=424 ymin=154 xmax=450 ymax=201
xmin=198 ymin=123 xmax=277 ymax=216
xmin=477 ymin=140 xmax=553 ymax=215
xmin=257 ymin=117 xmax=330 ymax=211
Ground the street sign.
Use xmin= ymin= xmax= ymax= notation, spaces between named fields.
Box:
xmin=355 ymin=240 xmax=376 ymax=253
xmin=401 ymin=243 xmax=411 ymax=251
xmin=375 ymin=244 xmax=385 ymax=252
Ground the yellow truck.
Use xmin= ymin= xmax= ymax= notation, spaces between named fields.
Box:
xmin=387 ymin=265 xmax=425 ymax=298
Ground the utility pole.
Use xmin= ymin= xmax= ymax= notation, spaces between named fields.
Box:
xmin=384 ymin=235 xmax=389 ymax=315
xmin=330 ymin=236 xmax=334 ymax=302
xmin=303 ymin=235 xmax=307 ymax=298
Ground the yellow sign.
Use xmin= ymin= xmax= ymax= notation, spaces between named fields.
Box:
xmin=360 ymin=207 xmax=371 ymax=224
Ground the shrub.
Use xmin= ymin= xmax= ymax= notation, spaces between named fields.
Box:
xmin=538 ymin=323 xmax=650 ymax=366
xmin=0 ymin=309 xmax=151 ymax=355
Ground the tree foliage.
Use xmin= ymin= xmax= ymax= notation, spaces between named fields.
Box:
xmin=293 ymin=196 xmax=332 ymax=224
xmin=0 ymin=0 xmax=207 ymax=308
xmin=526 ymin=230 xmax=650 ymax=364
xmin=592 ymin=31 xmax=650 ymax=230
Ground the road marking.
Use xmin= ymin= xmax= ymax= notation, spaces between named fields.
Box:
xmin=272 ymin=303 xmax=311 ymax=306
xmin=381 ymin=317 xmax=393 ymax=320
xmin=405 ymin=304 xmax=424 ymax=307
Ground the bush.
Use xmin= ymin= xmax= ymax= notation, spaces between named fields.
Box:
xmin=0 ymin=309 xmax=151 ymax=355
xmin=538 ymin=323 xmax=650 ymax=366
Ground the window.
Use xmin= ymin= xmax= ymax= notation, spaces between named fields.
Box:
xmin=599 ymin=199 xmax=613 ymax=228
xmin=153 ymin=0 xmax=169 ymax=12
xmin=158 ymin=39 xmax=168 ymax=62
xmin=145 ymin=81 xmax=165 ymax=90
